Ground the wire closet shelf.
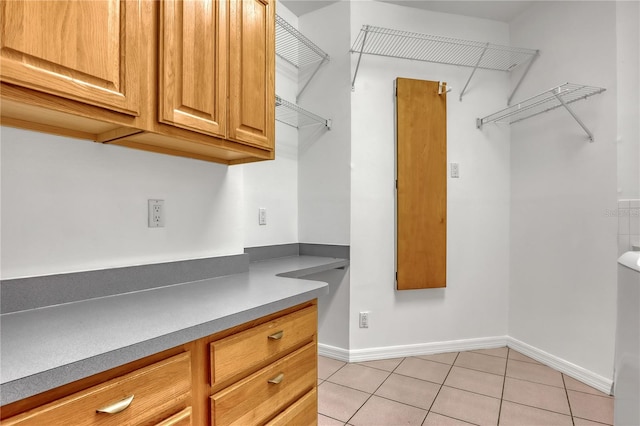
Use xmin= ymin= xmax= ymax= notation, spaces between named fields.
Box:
xmin=350 ymin=25 xmax=539 ymax=102
xmin=275 ymin=95 xmax=331 ymax=130
xmin=476 ymin=83 xmax=606 ymax=142
xmin=275 ymin=14 xmax=330 ymax=101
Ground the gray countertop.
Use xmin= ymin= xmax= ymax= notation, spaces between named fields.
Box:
xmin=0 ymin=255 xmax=347 ymax=406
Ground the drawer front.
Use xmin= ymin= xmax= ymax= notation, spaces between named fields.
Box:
xmin=210 ymin=342 xmax=316 ymax=426
xmin=4 ymin=352 xmax=191 ymax=426
xmin=210 ymin=305 xmax=316 ymax=385
xmin=265 ymin=388 xmax=317 ymax=426
xmin=156 ymin=407 xmax=192 ymax=426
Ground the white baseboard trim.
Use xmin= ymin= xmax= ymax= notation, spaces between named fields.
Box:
xmin=506 ymin=337 xmax=613 ymax=395
xmin=318 ymin=336 xmax=613 ymax=395
xmin=319 ymin=335 xmax=508 ymax=363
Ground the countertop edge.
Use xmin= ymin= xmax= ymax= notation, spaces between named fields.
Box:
xmin=0 ymin=256 xmax=346 ymax=406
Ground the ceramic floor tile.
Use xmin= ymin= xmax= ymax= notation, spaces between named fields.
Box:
xmin=502 ymin=377 xmax=571 ymax=415
xmin=568 ymin=390 xmax=614 ymax=425
xmin=563 ymin=374 xmax=611 ymax=397
xmin=508 ymin=349 xmax=542 ymax=365
xmin=444 ymin=366 xmax=505 ymax=398
xmin=499 ymin=400 xmax=573 ymax=426
xmin=348 ymin=395 xmax=427 ymax=426
xmin=319 ymin=356 xmax=347 ymax=380
xmin=327 ymin=364 xmax=390 ymax=393
xmin=423 ymin=412 xmax=477 ymax=425
xmin=454 ymin=351 xmax=507 ymax=376
xmin=318 ymin=381 xmax=370 ymax=423
xmin=318 ymin=414 xmax=346 ymax=426
xmin=395 ymin=357 xmax=452 ymax=384
xmin=431 ymin=386 xmax=501 ymax=426
xmin=573 ymin=417 xmax=613 ymax=426
xmin=471 ymin=347 xmax=508 ymax=358
xmin=415 ymin=352 xmax=459 ymax=365
xmin=506 ymin=359 xmax=564 ymax=388
xmin=357 ymin=357 xmax=404 ymax=372
xmin=374 ymin=372 xmax=440 ymax=410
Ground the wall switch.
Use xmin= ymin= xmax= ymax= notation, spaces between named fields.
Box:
xmin=359 ymin=312 xmax=369 ymax=328
xmin=450 ymin=162 xmax=460 ymax=178
xmin=258 ymin=208 xmax=267 ymax=225
xmin=148 ymin=199 xmax=165 ymax=228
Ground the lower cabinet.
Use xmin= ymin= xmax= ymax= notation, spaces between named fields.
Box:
xmin=1 ymin=301 xmax=318 ymax=426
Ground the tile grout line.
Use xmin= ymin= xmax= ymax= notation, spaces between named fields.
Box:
xmin=343 ymin=356 xmax=407 ymax=425
xmin=424 ymin=352 xmax=460 ymax=422
xmin=497 ymin=350 xmax=510 ymax=425
xmin=562 ymin=374 xmax=576 ymax=426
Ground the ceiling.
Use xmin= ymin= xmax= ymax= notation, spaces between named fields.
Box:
xmin=279 ymin=0 xmax=534 ymax=23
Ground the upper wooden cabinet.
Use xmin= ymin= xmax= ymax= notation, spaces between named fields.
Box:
xmin=227 ymin=0 xmax=274 ymax=149
xmin=0 ymin=0 xmax=275 ymax=165
xmin=0 ymin=0 xmax=140 ymax=116
xmin=159 ymin=0 xmax=227 ymax=137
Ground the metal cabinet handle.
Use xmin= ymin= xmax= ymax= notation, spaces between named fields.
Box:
xmin=268 ymin=330 xmax=284 ymax=340
xmin=96 ymin=395 xmax=135 ymax=414
xmin=268 ymin=373 xmax=284 ymax=384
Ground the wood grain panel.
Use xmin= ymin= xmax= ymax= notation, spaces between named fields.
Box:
xmin=3 ymin=353 xmax=191 ymax=426
xmin=228 ymin=0 xmax=275 ymax=150
xmin=0 ymin=0 xmax=140 ymax=115
xmin=159 ymin=0 xmax=226 ymax=137
xmin=396 ymin=78 xmax=447 ymax=290
xmin=210 ymin=305 xmax=316 ymax=386
xmin=210 ymin=343 xmax=316 ymax=426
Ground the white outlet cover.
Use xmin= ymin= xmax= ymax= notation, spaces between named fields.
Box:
xmin=148 ymin=199 xmax=165 ymax=228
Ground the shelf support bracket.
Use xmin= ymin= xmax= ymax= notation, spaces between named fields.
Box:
xmin=297 ymin=56 xmax=329 ymax=102
xmin=351 ymin=26 xmax=369 ymax=92
xmin=507 ymin=50 xmax=539 ymax=106
xmin=459 ymin=43 xmax=489 ymax=101
xmin=553 ymin=91 xmax=595 ymax=142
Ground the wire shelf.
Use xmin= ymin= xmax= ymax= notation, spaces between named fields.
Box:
xmin=276 ymin=15 xmax=330 ymax=101
xmin=477 ymin=83 xmax=606 ymax=141
xmin=276 ymin=15 xmax=329 ymax=68
xmin=275 ymin=95 xmax=331 ymax=130
xmin=351 ymin=25 xmax=536 ymax=71
xmin=350 ymin=25 xmax=539 ymax=101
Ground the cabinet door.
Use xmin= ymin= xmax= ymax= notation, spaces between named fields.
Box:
xmin=396 ymin=78 xmax=447 ymax=290
xmin=0 ymin=0 xmax=140 ymax=116
xmin=159 ymin=0 xmax=227 ymax=137
xmin=228 ymin=0 xmax=275 ymax=150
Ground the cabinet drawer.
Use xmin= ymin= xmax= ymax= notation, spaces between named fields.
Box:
xmin=265 ymin=388 xmax=317 ymax=426
xmin=210 ymin=305 xmax=316 ymax=385
xmin=210 ymin=342 xmax=316 ymax=426
xmin=156 ymin=407 xmax=192 ymax=426
xmin=4 ymin=352 xmax=191 ymax=426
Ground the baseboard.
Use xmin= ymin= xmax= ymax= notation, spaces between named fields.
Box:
xmin=319 ymin=335 xmax=508 ymax=363
xmin=318 ymin=336 xmax=613 ymax=395
xmin=506 ymin=337 xmax=613 ymax=395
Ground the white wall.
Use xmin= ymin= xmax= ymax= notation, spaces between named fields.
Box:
xmin=616 ymin=1 xmax=640 ymax=199
xmin=508 ymin=1 xmax=618 ymax=380
xmin=0 ymin=127 xmax=243 ymax=278
xmin=242 ymin=2 xmax=300 ymax=249
xmin=349 ymin=0 xmax=511 ymax=351
xmin=297 ymin=1 xmax=351 ymax=245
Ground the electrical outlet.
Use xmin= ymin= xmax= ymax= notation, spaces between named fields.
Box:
xmin=148 ymin=199 xmax=165 ymax=228
xmin=259 ymin=208 xmax=267 ymax=225
xmin=451 ymin=162 xmax=460 ymax=178
xmin=359 ymin=312 xmax=369 ymax=328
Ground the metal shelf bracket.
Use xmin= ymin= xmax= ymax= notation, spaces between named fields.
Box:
xmin=477 ymin=83 xmax=606 ymax=142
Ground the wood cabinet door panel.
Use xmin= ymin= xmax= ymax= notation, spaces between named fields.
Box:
xmin=0 ymin=0 xmax=140 ymax=115
xmin=159 ymin=0 xmax=226 ymax=137
xmin=396 ymin=78 xmax=447 ymax=290
xmin=228 ymin=0 xmax=274 ymax=150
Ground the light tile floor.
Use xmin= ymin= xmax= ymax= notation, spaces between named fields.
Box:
xmin=318 ymin=347 xmax=614 ymax=426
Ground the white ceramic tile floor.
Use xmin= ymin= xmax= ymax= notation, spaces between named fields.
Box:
xmin=317 ymin=347 xmax=614 ymax=426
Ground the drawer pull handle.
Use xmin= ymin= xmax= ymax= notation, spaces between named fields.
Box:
xmin=268 ymin=331 xmax=284 ymax=340
xmin=268 ymin=373 xmax=284 ymax=384
xmin=96 ymin=395 xmax=135 ymax=414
